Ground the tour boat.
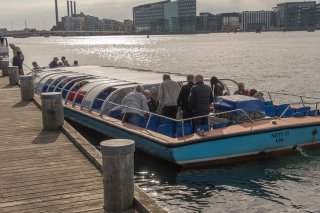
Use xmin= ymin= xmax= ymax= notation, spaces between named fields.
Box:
xmin=32 ymin=66 xmax=320 ymax=167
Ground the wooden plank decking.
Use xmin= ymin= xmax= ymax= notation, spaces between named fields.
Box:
xmin=0 ymin=76 xmax=105 ymax=212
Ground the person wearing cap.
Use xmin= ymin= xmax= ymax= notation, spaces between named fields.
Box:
xmin=49 ymin=57 xmax=59 ymax=68
xmin=234 ymin=82 xmax=249 ymax=96
xmin=12 ymin=51 xmax=24 ymax=75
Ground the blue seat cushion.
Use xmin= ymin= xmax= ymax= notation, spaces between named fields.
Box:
xmin=307 ymin=110 xmax=320 ymax=116
xmin=212 ymin=122 xmax=228 ymax=129
xmin=265 ymin=105 xmax=277 ymax=117
xmin=176 ymin=122 xmax=193 ymax=137
xmin=129 ymin=115 xmax=144 ymax=128
xmin=159 ymin=124 xmax=176 ymax=137
xmin=110 ymin=110 xmax=122 ymax=119
xmin=144 ymin=116 xmax=159 ymax=132
xmin=293 ymin=112 xmax=305 ymax=117
xmin=264 ymin=101 xmax=273 ymax=107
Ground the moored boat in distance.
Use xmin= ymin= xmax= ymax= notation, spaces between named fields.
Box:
xmin=32 ymin=66 xmax=320 ymax=167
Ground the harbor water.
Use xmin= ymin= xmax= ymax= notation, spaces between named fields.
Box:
xmin=12 ymin=32 xmax=320 ymax=212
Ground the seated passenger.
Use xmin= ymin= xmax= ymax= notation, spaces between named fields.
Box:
xmin=234 ymin=82 xmax=249 ymax=95
xmin=49 ymin=57 xmax=59 ymax=68
xmin=249 ymin=89 xmax=265 ymax=101
xmin=210 ymin=76 xmax=225 ymax=99
xmin=32 ymin=61 xmax=41 ymax=70
xmin=122 ymin=85 xmax=149 ymax=123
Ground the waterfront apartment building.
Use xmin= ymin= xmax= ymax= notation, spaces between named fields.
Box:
xmin=134 ymin=0 xmax=196 ymax=33
xmin=177 ymin=0 xmax=197 ymax=32
xmin=198 ymin=13 xmax=222 ymax=32
xmin=62 ymin=12 xmax=125 ymax=32
xmin=133 ymin=0 xmax=170 ymax=33
xmin=317 ymin=4 xmax=320 ymax=29
xmin=276 ymin=1 xmax=317 ymax=30
xmin=221 ymin=13 xmax=240 ymax=32
xmin=241 ymin=11 xmax=274 ymax=31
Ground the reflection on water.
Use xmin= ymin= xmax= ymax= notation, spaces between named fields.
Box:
xmin=68 ymin=120 xmax=320 ymax=212
xmin=16 ymin=33 xmax=320 ymax=212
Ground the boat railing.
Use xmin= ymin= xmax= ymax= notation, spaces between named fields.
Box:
xmin=267 ymin=92 xmax=320 ymax=107
xmin=98 ymin=100 xmax=254 ymax=138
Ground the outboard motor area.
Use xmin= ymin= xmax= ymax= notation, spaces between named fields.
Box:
xmin=0 ymin=37 xmax=9 ymax=57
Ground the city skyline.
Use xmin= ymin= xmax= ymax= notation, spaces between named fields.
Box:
xmin=0 ymin=0 xmax=318 ymax=30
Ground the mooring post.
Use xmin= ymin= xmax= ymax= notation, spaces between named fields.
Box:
xmin=0 ymin=56 xmax=3 ymax=72
xmin=8 ymin=66 xmax=19 ymax=85
xmin=100 ymin=139 xmax=135 ymax=212
xmin=41 ymin=92 xmax=64 ymax=130
xmin=19 ymin=75 xmax=34 ymax=101
xmin=1 ymin=59 xmax=9 ymax=76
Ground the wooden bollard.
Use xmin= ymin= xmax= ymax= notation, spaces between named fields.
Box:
xmin=101 ymin=139 xmax=135 ymax=212
xmin=8 ymin=66 xmax=19 ymax=85
xmin=1 ymin=59 xmax=9 ymax=76
xmin=41 ymin=92 xmax=64 ymax=130
xmin=19 ymin=75 xmax=34 ymax=101
xmin=0 ymin=56 xmax=3 ymax=71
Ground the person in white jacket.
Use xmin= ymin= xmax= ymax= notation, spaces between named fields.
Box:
xmin=122 ymin=85 xmax=149 ymax=123
xmin=158 ymin=74 xmax=181 ymax=119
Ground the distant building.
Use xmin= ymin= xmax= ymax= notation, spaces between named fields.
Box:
xmin=124 ymin=20 xmax=133 ymax=34
xmin=0 ymin=28 xmax=7 ymax=34
xmin=241 ymin=11 xmax=274 ymax=31
xmin=177 ymin=0 xmax=197 ymax=32
xmin=276 ymin=1 xmax=317 ymax=30
xmin=164 ymin=0 xmax=179 ymax=32
xmin=60 ymin=12 xmax=124 ymax=32
xmin=198 ymin=13 xmax=222 ymax=32
xmin=133 ymin=0 xmax=170 ymax=33
xmin=134 ymin=0 xmax=196 ymax=33
xmin=317 ymin=4 xmax=320 ymax=28
xmin=221 ymin=13 xmax=240 ymax=32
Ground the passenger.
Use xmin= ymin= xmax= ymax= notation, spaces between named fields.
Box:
xmin=61 ymin=56 xmax=69 ymax=66
xmin=12 ymin=51 xmax=24 ymax=75
xmin=122 ymin=85 xmax=149 ymax=123
xmin=9 ymin=44 xmax=24 ymax=61
xmin=64 ymin=60 xmax=70 ymax=66
xmin=158 ymin=74 xmax=181 ymax=119
xmin=234 ymin=82 xmax=249 ymax=95
xmin=249 ymin=89 xmax=265 ymax=101
xmin=177 ymin=74 xmax=194 ymax=119
xmin=73 ymin=60 xmax=79 ymax=66
xmin=49 ymin=57 xmax=59 ymax=68
xmin=189 ymin=75 xmax=214 ymax=128
xmin=143 ymin=90 xmax=158 ymax=113
xmin=32 ymin=61 xmax=41 ymax=70
xmin=210 ymin=76 xmax=225 ymax=99
xmin=58 ymin=62 xmax=63 ymax=67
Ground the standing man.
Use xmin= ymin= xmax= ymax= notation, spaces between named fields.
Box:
xmin=177 ymin=75 xmax=194 ymax=119
xmin=189 ymin=75 xmax=213 ymax=128
xmin=158 ymin=74 xmax=181 ymax=119
xmin=12 ymin=51 xmax=24 ymax=75
xmin=9 ymin=44 xmax=24 ymax=62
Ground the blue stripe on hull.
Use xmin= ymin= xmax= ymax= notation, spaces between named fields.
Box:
xmin=64 ymin=108 xmax=320 ymax=166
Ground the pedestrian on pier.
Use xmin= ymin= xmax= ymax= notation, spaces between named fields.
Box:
xmin=9 ymin=44 xmax=24 ymax=61
xmin=12 ymin=51 xmax=24 ymax=75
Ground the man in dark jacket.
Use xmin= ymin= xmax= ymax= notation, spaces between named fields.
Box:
xmin=177 ymin=75 xmax=194 ymax=119
xmin=49 ymin=57 xmax=59 ymax=68
xmin=12 ymin=51 xmax=24 ymax=75
xmin=189 ymin=75 xmax=213 ymax=128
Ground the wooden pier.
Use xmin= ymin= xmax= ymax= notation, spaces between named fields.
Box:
xmin=0 ymin=78 xmax=105 ymax=212
xmin=0 ymin=76 xmax=163 ymax=212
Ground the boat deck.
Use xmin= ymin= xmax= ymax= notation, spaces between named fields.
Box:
xmin=70 ymin=105 xmax=320 ymax=147
xmin=0 ymin=77 xmax=105 ymax=212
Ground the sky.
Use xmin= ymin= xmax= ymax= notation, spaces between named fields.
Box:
xmin=0 ymin=0 xmax=316 ymax=30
